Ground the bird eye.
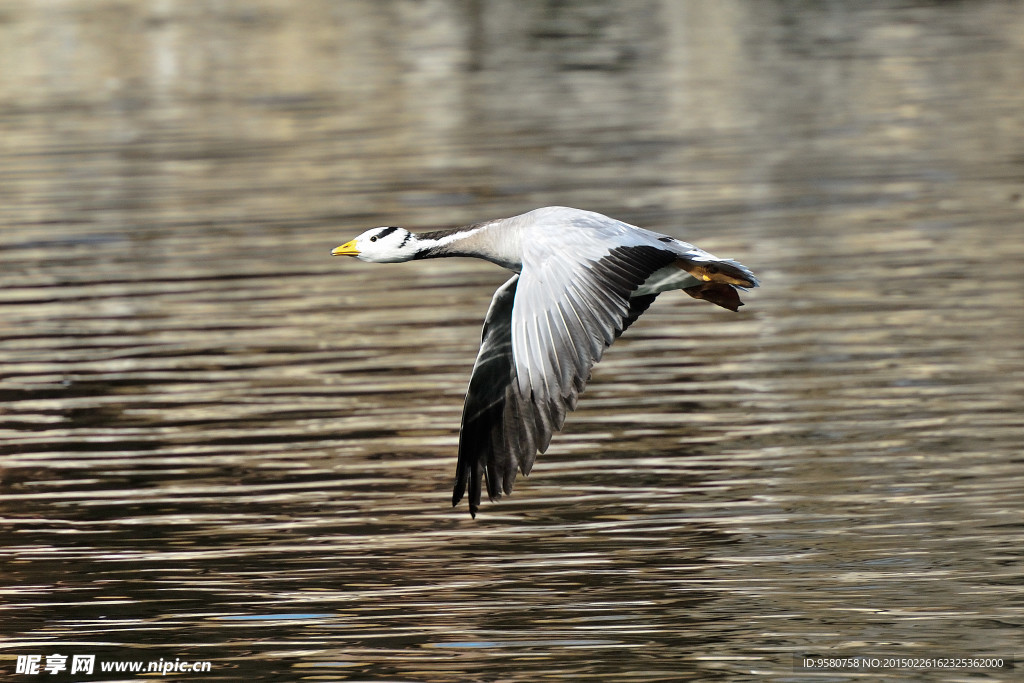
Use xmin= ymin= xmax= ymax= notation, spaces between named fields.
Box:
xmin=370 ymin=236 xmax=377 ymax=242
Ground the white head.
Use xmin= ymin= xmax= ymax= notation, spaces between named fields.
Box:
xmin=331 ymin=226 xmax=418 ymax=263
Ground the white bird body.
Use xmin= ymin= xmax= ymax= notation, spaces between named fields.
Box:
xmin=333 ymin=206 xmax=758 ymax=516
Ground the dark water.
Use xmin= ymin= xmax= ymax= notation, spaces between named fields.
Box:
xmin=2 ymin=1 xmax=1023 ymax=681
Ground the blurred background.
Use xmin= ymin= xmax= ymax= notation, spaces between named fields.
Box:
xmin=2 ymin=1 xmax=1022 ymax=681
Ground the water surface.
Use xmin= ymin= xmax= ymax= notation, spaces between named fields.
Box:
xmin=2 ymin=1 xmax=1023 ymax=681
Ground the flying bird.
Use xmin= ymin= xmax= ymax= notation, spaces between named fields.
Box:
xmin=332 ymin=206 xmax=758 ymax=516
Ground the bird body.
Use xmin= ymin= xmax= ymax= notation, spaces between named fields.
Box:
xmin=333 ymin=207 xmax=758 ymax=516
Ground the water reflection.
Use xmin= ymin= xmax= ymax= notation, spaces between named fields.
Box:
xmin=2 ymin=1 xmax=1023 ymax=680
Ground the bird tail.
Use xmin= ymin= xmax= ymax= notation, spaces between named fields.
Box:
xmin=675 ymin=257 xmax=758 ymax=312
xmin=676 ymin=257 xmax=758 ymax=288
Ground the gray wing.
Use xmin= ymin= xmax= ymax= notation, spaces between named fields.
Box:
xmin=511 ymin=244 xmax=677 ymax=417
xmin=452 ymin=244 xmax=677 ymax=516
xmin=452 ymin=273 xmax=664 ymax=517
xmin=453 ymin=275 xmax=519 ymax=518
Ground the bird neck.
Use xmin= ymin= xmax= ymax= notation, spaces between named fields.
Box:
xmin=411 ymin=222 xmax=496 ymax=260
xmin=408 ymin=220 xmax=522 ymax=271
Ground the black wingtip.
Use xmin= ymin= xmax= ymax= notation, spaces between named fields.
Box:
xmin=452 ymin=488 xmax=480 ymax=518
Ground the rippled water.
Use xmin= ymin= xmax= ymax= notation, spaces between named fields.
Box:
xmin=2 ymin=1 xmax=1023 ymax=681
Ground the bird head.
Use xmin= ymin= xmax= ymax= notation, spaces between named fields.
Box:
xmin=332 ymin=226 xmax=417 ymax=263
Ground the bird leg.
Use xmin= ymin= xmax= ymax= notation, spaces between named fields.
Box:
xmin=682 ymin=282 xmax=743 ymax=311
xmin=675 ymin=258 xmax=756 ymax=287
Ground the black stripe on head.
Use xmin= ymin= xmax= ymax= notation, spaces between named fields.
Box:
xmin=376 ymin=226 xmax=399 ymax=239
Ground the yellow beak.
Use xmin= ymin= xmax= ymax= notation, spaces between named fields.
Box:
xmin=332 ymin=240 xmax=359 ymax=256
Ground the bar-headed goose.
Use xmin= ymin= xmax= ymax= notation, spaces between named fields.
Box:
xmin=332 ymin=206 xmax=758 ymax=516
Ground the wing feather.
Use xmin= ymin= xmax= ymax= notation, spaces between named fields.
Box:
xmin=452 ymin=246 xmax=677 ymax=516
xmin=453 ymin=275 xmax=519 ymax=516
xmin=451 ymin=208 xmax=758 ymax=515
